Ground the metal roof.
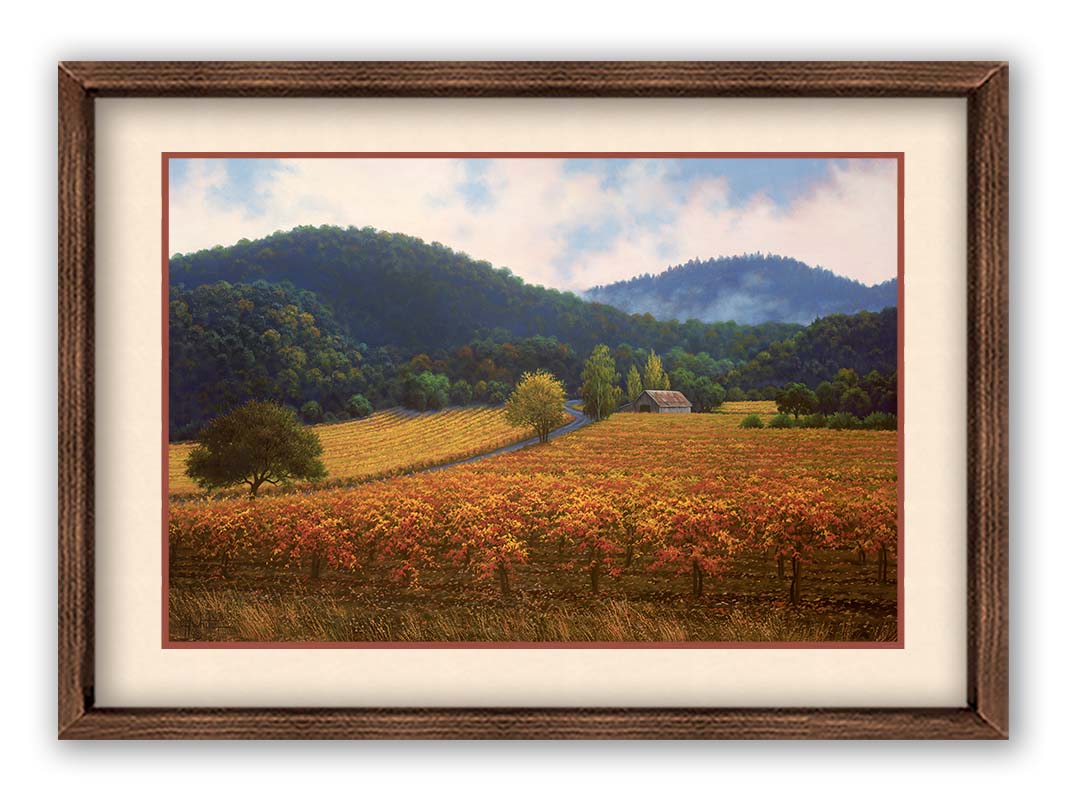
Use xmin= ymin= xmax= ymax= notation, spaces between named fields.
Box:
xmin=639 ymin=390 xmax=692 ymax=408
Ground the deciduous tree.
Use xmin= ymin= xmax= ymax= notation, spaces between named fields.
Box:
xmin=186 ymin=400 xmax=327 ymax=497
xmin=626 ymin=364 xmax=643 ymax=405
xmin=449 ymin=379 xmax=473 ymax=405
xmin=840 ymin=386 xmax=872 ymax=418
xmin=643 ymin=349 xmax=670 ymax=390
xmin=690 ymin=377 xmax=726 ymax=413
xmin=504 ymin=370 xmax=568 ymax=443
xmin=580 ymin=344 xmax=622 ymax=421
xmin=776 ymin=382 xmax=818 ymax=419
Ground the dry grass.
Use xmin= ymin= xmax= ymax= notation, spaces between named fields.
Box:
xmin=169 ymin=588 xmax=895 ymax=643
xmin=169 ymin=546 xmax=897 ymax=644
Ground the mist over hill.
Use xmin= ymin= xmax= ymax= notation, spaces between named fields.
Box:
xmin=584 ymin=253 xmax=897 ymax=325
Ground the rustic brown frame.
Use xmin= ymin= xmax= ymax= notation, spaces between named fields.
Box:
xmin=58 ymin=61 xmax=1008 ymax=739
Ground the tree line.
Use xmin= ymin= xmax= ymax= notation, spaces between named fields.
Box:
xmin=167 ymin=225 xmax=897 ymax=438
xmin=170 ymin=280 xmax=897 ymax=440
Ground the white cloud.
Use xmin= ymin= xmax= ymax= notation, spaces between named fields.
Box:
xmin=575 ymin=159 xmax=899 ymax=288
xmin=168 ymin=157 xmax=898 ymax=290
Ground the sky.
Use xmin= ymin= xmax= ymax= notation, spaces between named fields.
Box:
xmin=168 ymin=156 xmax=899 ymax=291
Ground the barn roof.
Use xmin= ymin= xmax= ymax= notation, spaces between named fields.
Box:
xmin=642 ymin=390 xmax=692 ymax=408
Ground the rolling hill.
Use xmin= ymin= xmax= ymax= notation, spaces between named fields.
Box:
xmin=584 ymin=253 xmax=897 ymax=325
xmin=168 ymin=226 xmax=897 ymax=436
xmin=169 ymin=225 xmax=803 ymax=360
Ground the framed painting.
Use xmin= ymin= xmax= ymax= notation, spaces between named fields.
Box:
xmin=58 ymin=61 xmax=1007 ymax=739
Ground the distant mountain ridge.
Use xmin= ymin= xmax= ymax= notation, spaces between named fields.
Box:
xmin=584 ymin=253 xmax=897 ymax=325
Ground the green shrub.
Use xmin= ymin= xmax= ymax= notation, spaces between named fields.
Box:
xmin=840 ymin=386 xmax=873 ymax=418
xmin=767 ymin=413 xmax=794 ymax=429
xmin=827 ymin=412 xmax=860 ymax=430
xmin=487 ymin=380 xmax=511 ymax=405
xmin=739 ymin=413 xmax=764 ymax=429
xmin=300 ymin=400 xmax=323 ymax=423
xmin=862 ymin=411 xmax=898 ymax=430
xmin=449 ymin=380 xmax=473 ymax=406
xmin=345 ymin=393 xmax=373 ymax=419
xmin=797 ymin=413 xmax=827 ymax=428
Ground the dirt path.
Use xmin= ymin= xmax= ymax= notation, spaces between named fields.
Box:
xmin=419 ymin=399 xmax=589 ymax=475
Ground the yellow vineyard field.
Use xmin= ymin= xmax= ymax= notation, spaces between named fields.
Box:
xmin=168 ymin=405 xmax=537 ymax=495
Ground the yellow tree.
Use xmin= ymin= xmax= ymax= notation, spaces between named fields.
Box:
xmin=504 ymin=370 xmax=568 ymax=443
xmin=643 ymin=349 xmax=670 ymax=390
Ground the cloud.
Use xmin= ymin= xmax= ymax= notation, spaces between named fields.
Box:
xmin=168 ymin=157 xmax=898 ymax=290
xmin=575 ymin=159 xmax=899 ymax=288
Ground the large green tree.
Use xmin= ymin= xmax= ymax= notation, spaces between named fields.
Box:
xmin=186 ymin=400 xmax=327 ymax=497
xmin=690 ymin=377 xmax=727 ymax=413
xmin=776 ymin=382 xmax=818 ymax=419
xmin=504 ymin=371 xmax=568 ymax=443
xmin=580 ymin=345 xmax=622 ymax=422
xmin=840 ymin=386 xmax=873 ymax=418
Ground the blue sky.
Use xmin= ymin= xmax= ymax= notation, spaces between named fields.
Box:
xmin=560 ymin=157 xmax=849 ymax=206
xmin=168 ymin=156 xmax=898 ymax=289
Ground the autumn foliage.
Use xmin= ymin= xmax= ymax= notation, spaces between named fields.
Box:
xmin=504 ymin=370 xmax=568 ymax=443
xmin=171 ymin=407 xmax=897 ymax=605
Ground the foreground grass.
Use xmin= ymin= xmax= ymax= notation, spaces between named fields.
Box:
xmin=170 ymin=589 xmax=895 ymax=643
xmin=169 ymin=547 xmax=897 ymax=643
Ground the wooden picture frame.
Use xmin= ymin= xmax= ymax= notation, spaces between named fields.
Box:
xmin=58 ymin=61 xmax=1008 ymax=739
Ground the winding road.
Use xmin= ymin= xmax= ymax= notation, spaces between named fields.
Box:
xmin=419 ymin=399 xmax=590 ymax=475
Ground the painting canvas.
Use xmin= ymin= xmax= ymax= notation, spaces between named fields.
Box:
xmin=165 ymin=154 xmax=901 ymax=646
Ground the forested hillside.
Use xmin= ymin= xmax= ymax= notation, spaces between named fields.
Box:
xmin=169 ymin=226 xmax=801 ymax=356
xmin=585 ymin=253 xmax=897 ymax=325
xmin=722 ymin=307 xmax=898 ymax=390
xmin=169 ymin=282 xmax=368 ymax=440
xmin=168 ymin=227 xmax=898 ymax=438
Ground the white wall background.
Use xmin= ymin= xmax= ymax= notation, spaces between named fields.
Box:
xmin=2 ymin=1 xmax=1057 ymax=798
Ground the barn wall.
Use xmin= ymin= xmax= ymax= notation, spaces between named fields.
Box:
xmin=634 ymin=391 xmax=691 ymax=413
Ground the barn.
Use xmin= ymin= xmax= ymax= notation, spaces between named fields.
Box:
xmin=633 ymin=390 xmax=692 ymax=414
